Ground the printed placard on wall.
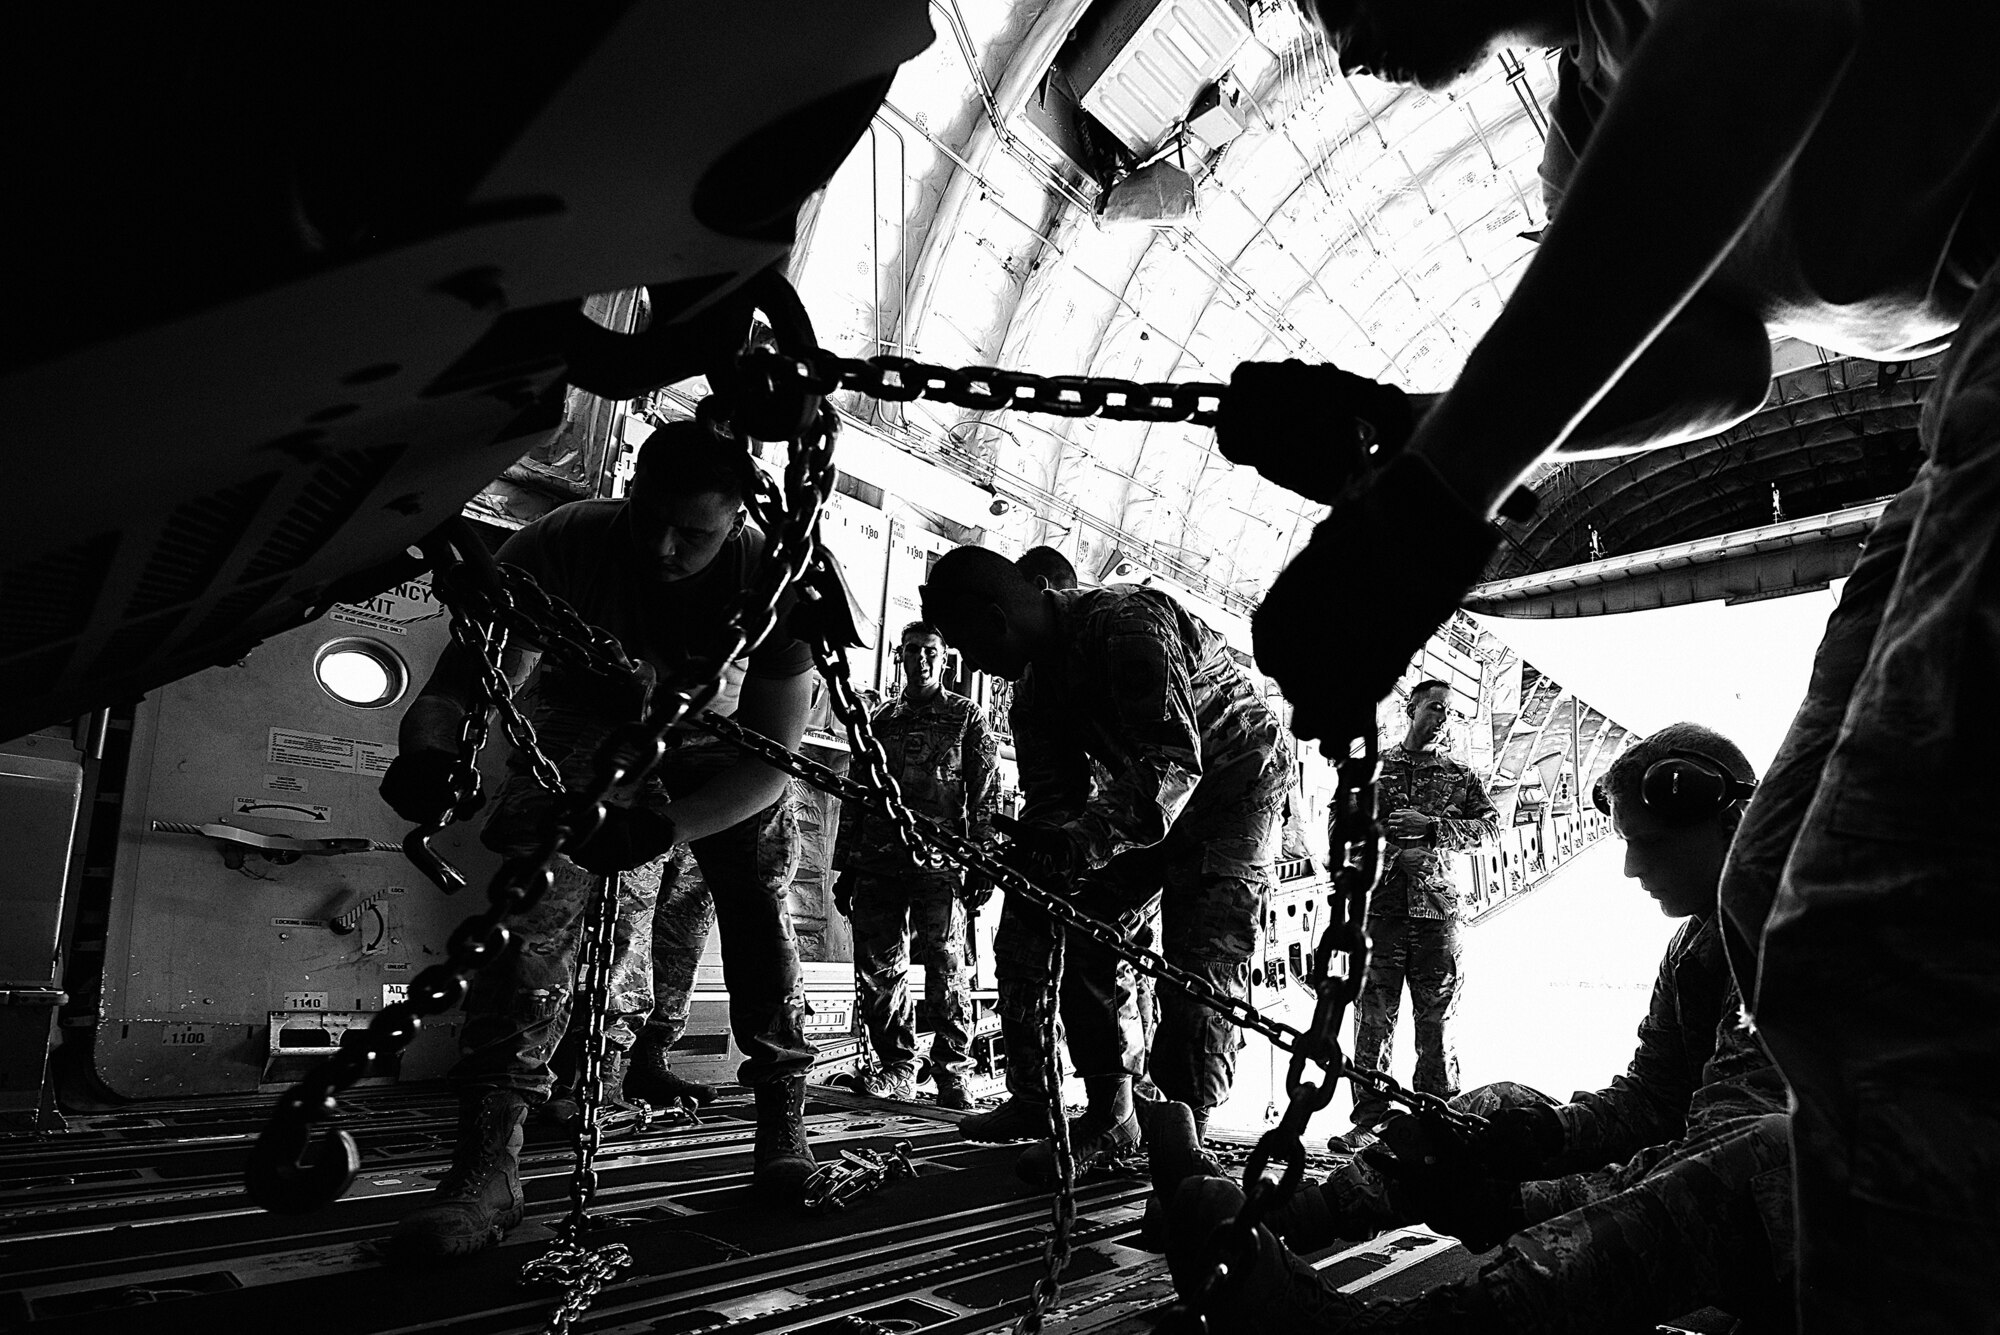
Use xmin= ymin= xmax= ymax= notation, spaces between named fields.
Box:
xmin=329 ymin=578 xmax=443 ymax=637
xmin=267 ymin=728 xmax=396 ymax=776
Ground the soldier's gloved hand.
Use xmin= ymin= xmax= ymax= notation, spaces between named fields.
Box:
xmin=1253 ymin=452 xmax=1497 ymax=747
xmin=994 ymin=816 xmax=1086 ymax=887
xmin=833 ymin=869 xmax=859 ymax=917
xmin=379 ymin=749 xmax=480 ymax=824
xmin=1478 ymin=1103 xmax=1565 ymax=1181
xmin=568 ymin=807 xmax=679 ymax=875
xmin=961 ymin=870 xmax=995 ymax=910
xmin=1218 ymin=360 xmax=1415 ymax=504
xmin=1366 ymin=1112 xmax=1520 ymax=1252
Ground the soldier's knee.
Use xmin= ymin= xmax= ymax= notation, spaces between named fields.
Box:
xmin=1453 ymin=1081 xmax=1556 ymax=1116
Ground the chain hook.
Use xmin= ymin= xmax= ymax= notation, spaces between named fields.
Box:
xmin=242 ymin=1088 xmax=362 ymax=1214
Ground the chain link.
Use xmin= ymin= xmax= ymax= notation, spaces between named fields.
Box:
xmin=1014 ymin=929 xmax=1076 ymax=1335
xmin=801 ymin=1141 xmax=918 ymax=1213
xmin=813 ymin=639 xmax=942 ymax=868
xmin=252 ymin=313 xmax=1457 ymax=1331
xmin=686 ymin=712 xmax=1473 ymax=1132
xmin=741 ymin=348 xmax=1228 ymax=429
xmin=558 ymin=873 xmax=621 ymax=1239
xmin=520 ymin=1240 xmax=634 ymax=1335
xmin=248 ymin=402 xmax=837 ymax=1335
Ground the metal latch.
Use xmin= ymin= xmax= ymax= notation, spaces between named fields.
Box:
xmin=151 ymin=821 xmax=401 ymax=869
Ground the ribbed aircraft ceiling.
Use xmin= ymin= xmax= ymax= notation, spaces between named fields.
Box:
xmin=792 ymin=0 xmax=1558 ymax=614
xmin=788 ymin=0 xmax=1922 ymax=612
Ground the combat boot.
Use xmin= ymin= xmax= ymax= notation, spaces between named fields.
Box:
xmin=389 ymin=1089 xmax=529 ymax=1262
xmin=934 ymin=1071 xmax=974 ymax=1111
xmin=855 ymin=1062 xmax=917 ymax=1100
xmin=624 ymin=1031 xmax=717 ymax=1106
xmin=537 ymin=1047 xmax=642 ymax=1128
xmin=1139 ymin=1099 xmax=1223 ymax=1252
xmin=962 ymin=1009 xmax=1049 ymax=1140
xmin=1165 ymin=1177 xmax=1498 ymax=1334
xmin=1016 ymin=1075 xmax=1142 ymax=1185
xmin=959 ymin=1095 xmax=1053 ymax=1141
xmin=752 ymin=1074 xmax=817 ymax=1201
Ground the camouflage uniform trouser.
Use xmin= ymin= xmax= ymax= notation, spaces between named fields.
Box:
xmin=639 ymin=846 xmax=717 ymax=1049
xmin=453 ymin=737 xmax=810 ymax=1098
xmin=849 ymin=868 xmax=973 ymax=1077
xmin=993 ymin=780 xmax=1283 ymax=1114
xmin=1717 ymin=262 xmax=2000 ymax=1333
xmin=1349 ymin=913 xmax=1462 ymax=1126
xmin=1170 ymin=1110 xmax=1795 ymax=1334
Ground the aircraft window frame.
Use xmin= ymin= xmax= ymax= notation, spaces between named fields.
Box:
xmin=312 ymin=637 xmax=409 ymax=710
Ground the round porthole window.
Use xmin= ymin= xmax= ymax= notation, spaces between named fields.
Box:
xmin=313 ymin=638 xmax=407 ymax=709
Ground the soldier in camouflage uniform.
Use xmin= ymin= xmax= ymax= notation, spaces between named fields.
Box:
xmin=919 ymin=546 xmax=1291 ymax=1176
xmin=832 ymin=620 xmax=999 ymax=1108
xmin=377 ymin=422 xmax=815 ymax=1262
xmin=1344 ymin=679 xmax=1499 ymax=1142
xmin=1152 ymin=723 xmax=1796 ymax=1333
xmin=1007 ymin=547 xmax=1167 ymax=1107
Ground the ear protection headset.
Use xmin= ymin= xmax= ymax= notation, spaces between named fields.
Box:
xmin=1592 ymin=749 xmax=1758 ymax=823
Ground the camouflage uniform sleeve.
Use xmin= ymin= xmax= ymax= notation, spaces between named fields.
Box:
xmin=1547 ymin=920 xmax=1707 ymax=1171
xmin=1433 ymin=760 xmax=1500 ymax=851
xmin=1064 ymin=599 xmax=1202 ymax=867
xmin=1013 ymin=685 xmax=1091 ymax=827
xmin=962 ymin=698 xmax=1000 ymax=843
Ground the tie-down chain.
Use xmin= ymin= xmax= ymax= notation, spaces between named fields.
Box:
xmin=432 ymin=459 xmax=1471 ymax=1335
xmin=245 ymin=277 xmax=1478 ymax=1333
xmin=242 ymin=396 xmax=841 ymax=1335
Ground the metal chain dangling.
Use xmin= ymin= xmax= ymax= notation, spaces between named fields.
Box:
xmin=1013 ymin=929 xmax=1076 ymax=1335
xmin=245 ymin=329 xmax=839 ymax=1229
xmin=241 ymin=267 xmax=1495 ymax=1335
xmin=518 ymin=870 xmax=635 ymax=1334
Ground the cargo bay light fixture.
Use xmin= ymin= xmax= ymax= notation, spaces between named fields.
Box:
xmin=312 ymin=636 xmax=408 ymax=709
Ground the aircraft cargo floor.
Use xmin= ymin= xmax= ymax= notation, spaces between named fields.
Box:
xmin=0 ymin=1084 xmax=1479 ymax=1334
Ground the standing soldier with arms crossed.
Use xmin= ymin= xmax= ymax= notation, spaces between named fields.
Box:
xmin=833 ymin=620 xmax=999 ymax=1109
xmin=1342 ymin=678 xmax=1499 ymax=1147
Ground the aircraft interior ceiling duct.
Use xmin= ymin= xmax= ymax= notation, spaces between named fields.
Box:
xmin=1075 ymin=0 xmax=1254 ymax=158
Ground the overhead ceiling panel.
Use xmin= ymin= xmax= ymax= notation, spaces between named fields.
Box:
xmin=1080 ymin=0 xmax=1255 ymax=156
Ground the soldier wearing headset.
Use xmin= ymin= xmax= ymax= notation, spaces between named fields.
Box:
xmin=1149 ymin=722 xmax=1797 ymax=1333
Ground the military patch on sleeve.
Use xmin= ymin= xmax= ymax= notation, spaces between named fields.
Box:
xmin=1110 ymin=640 xmax=1169 ymax=712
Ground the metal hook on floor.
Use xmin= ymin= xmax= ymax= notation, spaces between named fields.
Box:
xmin=243 ymin=1088 xmax=362 ymax=1214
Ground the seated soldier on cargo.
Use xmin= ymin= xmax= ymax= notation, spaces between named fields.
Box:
xmin=1149 ymin=724 xmax=1796 ymax=1333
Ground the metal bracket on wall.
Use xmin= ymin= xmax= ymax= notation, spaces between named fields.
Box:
xmin=150 ymin=821 xmax=400 ymax=869
xmin=0 ymin=988 xmax=68 ymax=1007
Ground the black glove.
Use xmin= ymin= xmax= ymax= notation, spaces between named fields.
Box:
xmin=1218 ymin=359 xmax=1415 ymax=504
xmin=568 ymin=807 xmax=679 ymax=875
xmin=1478 ymin=1103 xmax=1566 ymax=1182
xmin=379 ymin=749 xmax=479 ymax=824
xmin=1253 ymin=452 xmax=1497 ymax=746
xmin=1367 ymin=1111 xmax=1521 ymax=1252
xmin=994 ymin=815 xmax=1087 ymax=887
xmin=961 ymin=870 xmax=995 ymax=911
xmin=832 ymin=868 xmax=859 ymax=917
